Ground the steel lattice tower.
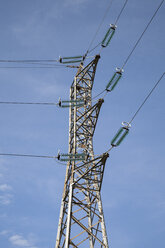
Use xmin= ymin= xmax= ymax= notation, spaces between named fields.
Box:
xmin=56 ymin=55 xmax=109 ymax=248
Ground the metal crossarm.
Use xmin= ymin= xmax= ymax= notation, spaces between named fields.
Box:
xmin=56 ymin=55 xmax=109 ymax=248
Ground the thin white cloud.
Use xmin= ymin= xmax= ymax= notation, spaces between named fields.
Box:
xmin=11 ymin=2 xmax=62 ymax=47
xmin=9 ymin=235 xmax=29 ymax=247
xmin=37 ymin=83 xmax=63 ymax=97
xmin=0 ymin=230 xmax=10 ymax=236
xmin=0 ymin=194 xmax=13 ymax=205
xmin=0 ymin=184 xmax=12 ymax=191
xmin=0 ymin=184 xmax=13 ymax=205
xmin=0 ymin=158 xmax=9 ymax=175
xmin=10 ymin=71 xmax=64 ymax=98
xmin=9 ymin=234 xmax=37 ymax=248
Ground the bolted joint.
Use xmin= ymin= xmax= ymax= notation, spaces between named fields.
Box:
xmin=97 ymin=98 xmax=104 ymax=107
xmin=95 ymin=54 xmax=101 ymax=60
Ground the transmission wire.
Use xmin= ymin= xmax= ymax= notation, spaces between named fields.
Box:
xmin=91 ymin=0 xmax=164 ymax=101
xmin=88 ymin=0 xmax=129 ymax=55
xmin=0 ymin=101 xmax=58 ymax=106
xmin=1 ymin=74 xmax=164 ymax=159
xmin=0 ymin=57 xmax=92 ymax=68
xmin=121 ymin=0 xmax=164 ymax=69
xmin=92 ymin=89 xmax=106 ymax=100
xmin=14 ymin=62 xmax=65 ymax=66
xmin=0 ymin=66 xmax=74 ymax=69
xmin=1 ymin=73 xmax=164 ymax=108
xmin=88 ymin=42 xmax=102 ymax=54
xmin=0 ymin=63 xmax=79 ymax=69
xmin=0 ymin=153 xmax=56 ymax=159
xmin=128 ymin=72 xmax=165 ymax=125
xmin=106 ymin=72 xmax=165 ymax=154
xmin=85 ymin=0 xmax=114 ymax=56
xmin=0 ymin=59 xmax=59 ymax=63
xmin=114 ymin=0 xmax=129 ymax=25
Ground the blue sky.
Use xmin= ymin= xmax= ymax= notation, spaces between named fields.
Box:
xmin=0 ymin=0 xmax=165 ymax=247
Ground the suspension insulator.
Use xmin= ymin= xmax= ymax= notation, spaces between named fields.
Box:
xmin=58 ymin=98 xmax=85 ymax=108
xmin=58 ymin=153 xmax=86 ymax=161
xmin=106 ymin=68 xmax=123 ymax=92
xmin=101 ymin=24 xmax=117 ymax=48
xmin=111 ymin=127 xmax=129 ymax=147
xmin=59 ymin=56 xmax=84 ymax=64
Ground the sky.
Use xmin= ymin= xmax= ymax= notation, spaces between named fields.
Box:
xmin=0 ymin=0 xmax=165 ymax=247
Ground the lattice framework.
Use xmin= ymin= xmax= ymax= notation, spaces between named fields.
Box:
xmin=56 ymin=55 xmax=109 ymax=248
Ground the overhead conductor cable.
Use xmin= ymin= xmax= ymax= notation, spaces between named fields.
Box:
xmin=85 ymin=0 xmax=114 ymax=57
xmin=94 ymin=0 xmax=164 ymax=99
xmin=0 ymin=65 xmax=79 ymax=69
xmin=106 ymin=72 xmax=165 ymax=153
xmin=0 ymin=151 xmax=87 ymax=162
xmin=0 ymin=153 xmax=56 ymax=159
xmin=2 ymin=73 xmax=164 ymax=159
xmin=0 ymin=98 xmax=85 ymax=107
xmin=89 ymin=0 xmax=129 ymax=54
xmin=121 ymin=0 xmax=164 ymax=69
xmin=128 ymin=72 xmax=165 ymax=125
xmin=101 ymin=0 xmax=129 ymax=49
xmin=0 ymin=101 xmax=58 ymax=105
xmin=114 ymin=0 xmax=129 ymax=25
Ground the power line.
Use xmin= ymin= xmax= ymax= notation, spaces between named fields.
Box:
xmin=11 ymin=62 xmax=65 ymax=66
xmin=88 ymin=0 xmax=129 ymax=55
xmin=0 ymin=100 xmax=87 ymax=107
xmin=91 ymin=0 xmax=164 ymax=101
xmin=0 ymin=59 xmax=78 ymax=67
xmin=0 ymin=57 xmax=78 ymax=69
xmin=92 ymin=89 xmax=106 ymax=100
xmin=0 ymin=153 xmax=56 ymax=159
xmin=114 ymin=0 xmax=129 ymax=25
xmin=106 ymin=72 xmax=165 ymax=153
xmin=1 ymin=72 xmax=163 ymax=139
xmin=0 ymin=101 xmax=58 ymax=105
xmin=93 ymin=70 xmax=164 ymax=112
xmin=0 ymin=59 xmax=59 ymax=63
xmin=0 ymin=1 xmax=129 ymax=67
xmin=88 ymin=42 xmax=102 ymax=54
xmin=0 ymin=65 xmax=78 ymax=69
xmin=0 ymin=96 xmax=105 ymax=107
xmin=86 ymin=0 xmax=114 ymax=54
xmin=0 ymin=56 xmax=91 ymax=66
xmin=128 ymin=72 xmax=165 ymax=124
xmin=0 ymin=67 xmax=62 ymax=69
xmin=121 ymin=0 xmax=164 ymax=69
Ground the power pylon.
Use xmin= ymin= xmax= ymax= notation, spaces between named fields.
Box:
xmin=56 ymin=55 xmax=109 ymax=247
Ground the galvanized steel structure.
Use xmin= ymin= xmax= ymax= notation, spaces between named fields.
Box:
xmin=56 ymin=55 xmax=109 ymax=247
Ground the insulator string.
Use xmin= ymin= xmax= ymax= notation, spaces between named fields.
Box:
xmin=88 ymin=0 xmax=129 ymax=55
